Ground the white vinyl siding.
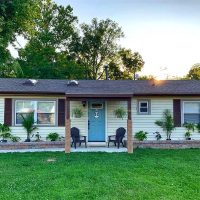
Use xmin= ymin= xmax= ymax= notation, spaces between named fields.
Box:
xmin=133 ymin=97 xmax=200 ymax=140
xmin=70 ymin=101 xmax=88 ymax=137
xmin=1 ymin=96 xmax=200 ymax=141
xmin=0 ymin=98 xmax=4 ymax=124
xmin=107 ymin=101 xmax=127 ymax=139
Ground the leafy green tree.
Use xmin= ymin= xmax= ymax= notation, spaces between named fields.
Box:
xmin=187 ymin=63 xmax=200 ymax=80
xmin=119 ymin=48 xmax=145 ymax=80
xmin=0 ymin=0 xmax=41 ymax=77
xmin=71 ymin=18 xmax=124 ymax=79
xmin=18 ymin=0 xmax=79 ymax=79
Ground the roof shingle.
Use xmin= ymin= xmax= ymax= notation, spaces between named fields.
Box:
xmin=0 ymin=78 xmax=199 ymax=96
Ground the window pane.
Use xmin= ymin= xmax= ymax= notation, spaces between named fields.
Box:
xmin=16 ymin=101 xmax=34 ymax=112
xmin=184 ymin=102 xmax=200 ymax=113
xmin=37 ymin=102 xmax=55 ymax=113
xmin=37 ymin=113 xmax=55 ymax=125
xmin=16 ymin=113 xmax=31 ymax=124
xmin=140 ymin=108 xmax=148 ymax=113
xmin=184 ymin=114 xmax=200 ymax=124
xmin=140 ymin=102 xmax=148 ymax=107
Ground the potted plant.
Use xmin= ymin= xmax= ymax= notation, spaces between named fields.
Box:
xmin=114 ymin=107 xmax=126 ymax=119
xmin=153 ymin=131 xmax=162 ymax=141
xmin=183 ymin=122 xmax=195 ymax=140
xmin=21 ymin=112 xmax=37 ymax=142
xmin=155 ymin=109 xmax=175 ymax=140
xmin=134 ymin=131 xmax=148 ymax=141
xmin=72 ymin=107 xmax=83 ymax=118
xmin=0 ymin=123 xmax=12 ymax=143
xmin=46 ymin=132 xmax=60 ymax=141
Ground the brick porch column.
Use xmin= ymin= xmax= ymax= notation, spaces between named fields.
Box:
xmin=65 ymin=98 xmax=71 ymax=153
xmin=127 ymin=98 xmax=133 ymax=153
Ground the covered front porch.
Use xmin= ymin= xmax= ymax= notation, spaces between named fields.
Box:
xmin=64 ymin=94 xmax=133 ymax=153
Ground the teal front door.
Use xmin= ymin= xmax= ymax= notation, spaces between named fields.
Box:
xmin=88 ymin=101 xmax=105 ymax=142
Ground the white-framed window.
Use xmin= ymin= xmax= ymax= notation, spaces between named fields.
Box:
xmin=15 ymin=100 xmax=56 ymax=126
xmin=138 ymin=100 xmax=150 ymax=114
xmin=183 ymin=101 xmax=200 ymax=124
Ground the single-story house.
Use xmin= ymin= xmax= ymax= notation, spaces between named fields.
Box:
xmin=0 ymin=78 xmax=200 ymax=153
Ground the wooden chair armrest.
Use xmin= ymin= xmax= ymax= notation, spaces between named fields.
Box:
xmin=108 ymin=135 xmax=115 ymax=139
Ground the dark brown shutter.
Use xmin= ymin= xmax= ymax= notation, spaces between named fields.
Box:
xmin=4 ymin=98 xmax=12 ymax=126
xmin=173 ymin=99 xmax=181 ymax=127
xmin=58 ymin=99 xmax=65 ymax=126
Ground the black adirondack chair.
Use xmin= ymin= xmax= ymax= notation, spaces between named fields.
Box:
xmin=71 ymin=127 xmax=87 ymax=149
xmin=108 ymin=127 xmax=126 ymax=148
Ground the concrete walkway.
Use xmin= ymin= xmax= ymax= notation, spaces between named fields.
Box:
xmin=0 ymin=147 xmax=127 ymax=153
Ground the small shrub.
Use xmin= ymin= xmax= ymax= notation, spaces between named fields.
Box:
xmin=196 ymin=123 xmax=200 ymax=133
xmin=155 ymin=109 xmax=175 ymax=140
xmin=183 ymin=122 xmax=195 ymax=140
xmin=114 ymin=107 xmax=126 ymax=119
xmin=72 ymin=107 xmax=83 ymax=118
xmin=0 ymin=123 xmax=12 ymax=142
xmin=10 ymin=136 xmax=21 ymax=142
xmin=46 ymin=132 xmax=60 ymax=141
xmin=134 ymin=131 xmax=148 ymax=141
xmin=153 ymin=131 xmax=162 ymax=140
xmin=33 ymin=132 xmax=42 ymax=142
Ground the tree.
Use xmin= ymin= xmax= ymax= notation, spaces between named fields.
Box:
xmin=187 ymin=63 xmax=200 ymax=80
xmin=0 ymin=0 xmax=41 ymax=77
xmin=71 ymin=18 xmax=124 ymax=79
xmin=155 ymin=109 xmax=175 ymax=140
xmin=119 ymin=48 xmax=145 ymax=80
xmin=137 ymin=75 xmax=155 ymax=80
xmin=18 ymin=0 xmax=79 ymax=79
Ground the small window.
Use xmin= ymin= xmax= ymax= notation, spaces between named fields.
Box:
xmin=91 ymin=103 xmax=103 ymax=109
xmin=138 ymin=100 xmax=150 ymax=114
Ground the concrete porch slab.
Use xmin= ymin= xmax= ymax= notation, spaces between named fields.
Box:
xmin=0 ymin=147 xmax=127 ymax=153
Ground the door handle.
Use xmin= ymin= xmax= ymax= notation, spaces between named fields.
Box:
xmin=88 ymin=120 xmax=90 ymax=129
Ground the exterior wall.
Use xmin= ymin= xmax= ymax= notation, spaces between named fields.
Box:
xmin=1 ymin=95 xmax=200 ymax=141
xmin=0 ymin=98 xmax=4 ymax=124
xmin=0 ymin=96 xmax=65 ymax=141
xmin=106 ymin=101 xmax=127 ymax=138
xmin=0 ymin=96 xmax=87 ymax=141
xmin=132 ymin=97 xmax=200 ymax=140
xmin=70 ymin=101 xmax=88 ymax=137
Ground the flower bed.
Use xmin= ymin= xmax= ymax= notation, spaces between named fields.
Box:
xmin=124 ymin=140 xmax=200 ymax=149
xmin=0 ymin=141 xmax=65 ymax=150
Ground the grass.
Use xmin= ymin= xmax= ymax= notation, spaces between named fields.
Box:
xmin=0 ymin=149 xmax=200 ymax=200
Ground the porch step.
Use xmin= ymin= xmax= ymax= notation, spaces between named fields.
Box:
xmin=87 ymin=142 xmax=107 ymax=147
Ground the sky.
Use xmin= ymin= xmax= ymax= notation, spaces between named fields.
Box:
xmin=10 ymin=0 xmax=200 ymax=79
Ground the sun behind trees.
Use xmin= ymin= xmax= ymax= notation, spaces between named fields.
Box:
xmin=0 ymin=0 xmax=145 ymax=80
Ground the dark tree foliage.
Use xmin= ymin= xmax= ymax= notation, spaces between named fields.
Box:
xmin=70 ymin=18 xmax=124 ymax=80
xmin=0 ymin=0 xmax=40 ymax=77
xmin=187 ymin=63 xmax=200 ymax=80
xmin=18 ymin=0 xmax=82 ymax=79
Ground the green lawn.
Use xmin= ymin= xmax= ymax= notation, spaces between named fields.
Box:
xmin=0 ymin=149 xmax=200 ymax=200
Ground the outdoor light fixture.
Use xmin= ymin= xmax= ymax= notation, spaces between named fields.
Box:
xmin=82 ymin=101 xmax=86 ymax=107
